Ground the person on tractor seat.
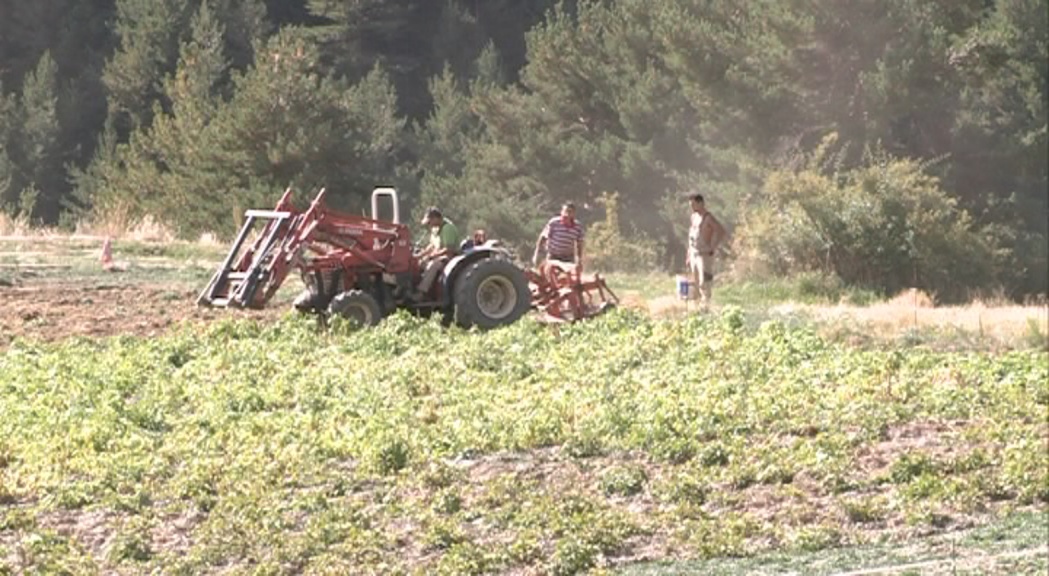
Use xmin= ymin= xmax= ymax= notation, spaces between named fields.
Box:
xmin=460 ymin=229 xmax=488 ymax=252
xmin=532 ymin=202 xmax=585 ymax=276
xmin=415 ymin=206 xmax=462 ymax=299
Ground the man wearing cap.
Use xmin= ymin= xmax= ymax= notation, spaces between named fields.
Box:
xmin=532 ymin=202 xmax=585 ymax=273
xmin=686 ymin=193 xmax=726 ymax=308
xmin=415 ymin=207 xmax=462 ymax=299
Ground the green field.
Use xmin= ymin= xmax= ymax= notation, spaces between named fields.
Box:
xmin=1 ymin=0 xmax=1046 ymax=571
xmin=624 ymin=510 xmax=1048 ymax=575
xmin=1 ymin=302 xmax=1046 ymax=574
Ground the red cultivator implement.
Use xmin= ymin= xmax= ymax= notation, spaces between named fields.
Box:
xmin=526 ymin=262 xmax=619 ymax=323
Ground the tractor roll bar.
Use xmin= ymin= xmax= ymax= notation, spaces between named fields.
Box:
xmin=371 ymin=187 xmax=399 ymax=224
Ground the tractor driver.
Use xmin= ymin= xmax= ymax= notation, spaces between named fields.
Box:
xmin=415 ymin=206 xmax=462 ymax=299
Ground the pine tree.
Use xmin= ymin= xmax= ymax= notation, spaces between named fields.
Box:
xmin=472 ymin=41 xmax=508 ymax=89
xmin=0 ymin=0 xmax=69 ymax=89
xmin=16 ymin=52 xmax=63 ymax=219
xmin=950 ymin=0 xmax=1049 ymax=294
xmin=410 ymin=63 xmax=546 ymax=243
xmin=474 ymin=0 xmax=700 ymax=234
xmin=0 ymin=84 xmax=17 ymax=215
xmin=471 ymin=0 xmax=562 ymax=83
xmin=66 ymin=118 xmax=120 ymax=219
xmin=189 ymin=30 xmax=404 ymax=230
xmin=262 ymin=0 xmax=314 ymax=27
xmin=209 ymin=0 xmax=269 ymax=69
xmin=145 ymin=0 xmax=233 ymax=227
xmin=53 ymin=0 xmax=119 ymax=205
xmin=88 ymin=27 xmax=408 ymax=236
xmin=102 ymin=0 xmax=194 ymax=135
xmin=165 ymin=1 xmax=230 ymax=125
xmin=305 ymin=0 xmax=443 ymax=117
xmin=430 ymin=1 xmax=486 ymax=83
xmin=0 ymin=0 xmax=116 ymax=222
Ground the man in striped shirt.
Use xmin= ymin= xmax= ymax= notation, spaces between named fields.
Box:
xmin=532 ymin=202 xmax=585 ymax=270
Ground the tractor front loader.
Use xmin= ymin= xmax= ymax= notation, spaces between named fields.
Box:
xmin=198 ymin=186 xmax=533 ymax=329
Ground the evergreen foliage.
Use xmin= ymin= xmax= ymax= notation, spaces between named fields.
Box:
xmin=0 ymin=0 xmax=1044 ymax=296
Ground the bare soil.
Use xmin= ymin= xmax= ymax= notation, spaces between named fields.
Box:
xmin=0 ymin=282 xmax=286 ymax=347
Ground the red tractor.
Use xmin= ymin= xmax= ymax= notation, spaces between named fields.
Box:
xmin=198 ymin=186 xmax=619 ymax=328
xmin=197 ymin=186 xmax=536 ymax=329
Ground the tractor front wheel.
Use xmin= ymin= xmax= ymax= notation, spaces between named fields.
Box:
xmin=453 ymin=258 xmax=532 ymax=329
xmin=328 ymin=290 xmax=382 ymax=327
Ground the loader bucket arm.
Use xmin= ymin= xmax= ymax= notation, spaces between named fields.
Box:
xmin=197 ymin=188 xmax=327 ymax=309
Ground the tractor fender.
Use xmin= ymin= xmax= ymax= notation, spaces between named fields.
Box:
xmin=440 ymin=248 xmax=504 ymax=307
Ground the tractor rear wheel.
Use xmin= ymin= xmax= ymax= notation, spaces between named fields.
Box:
xmin=328 ymin=290 xmax=382 ymax=327
xmin=453 ymin=258 xmax=531 ymax=329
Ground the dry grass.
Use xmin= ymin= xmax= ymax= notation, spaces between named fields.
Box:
xmin=774 ymin=292 xmax=1045 ymax=334
xmin=771 ymin=289 xmax=1048 ymax=350
xmin=73 ymin=211 xmax=177 ymax=243
xmin=0 ymin=212 xmax=30 ymax=236
xmin=0 ymin=212 xmax=71 ymax=239
xmin=643 ymin=295 xmax=699 ymax=318
xmin=0 ymin=211 xmax=222 ymax=246
xmin=888 ymin=287 xmax=936 ymax=308
xmin=618 ymin=292 xmax=655 ymax=313
xmin=632 ymin=294 xmax=726 ymax=318
xmin=619 ymin=287 xmax=1048 ymax=350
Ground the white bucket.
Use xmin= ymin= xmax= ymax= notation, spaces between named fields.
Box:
xmin=676 ymin=275 xmax=693 ymax=300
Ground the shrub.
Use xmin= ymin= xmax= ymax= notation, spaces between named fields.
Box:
xmin=584 ymin=192 xmax=660 ymax=273
xmin=734 ymin=134 xmax=998 ymax=302
xmin=599 ymin=464 xmax=648 ymax=497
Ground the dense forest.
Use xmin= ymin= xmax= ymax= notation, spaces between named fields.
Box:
xmin=0 ymin=0 xmax=1045 ymax=299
